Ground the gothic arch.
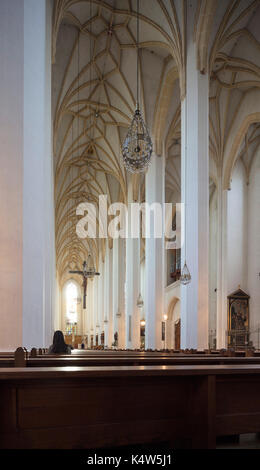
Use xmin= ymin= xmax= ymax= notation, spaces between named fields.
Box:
xmin=167 ymin=296 xmax=180 ymax=322
xmin=223 ymin=110 xmax=260 ymax=190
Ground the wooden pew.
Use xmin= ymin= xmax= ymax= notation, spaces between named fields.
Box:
xmin=24 ymin=356 xmax=260 ymax=368
xmin=1 ymin=364 xmax=260 ymax=449
xmin=2 ymin=349 xmax=260 ymax=369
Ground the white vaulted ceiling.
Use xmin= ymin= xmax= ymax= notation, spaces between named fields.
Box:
xmin=52 ymin=0 xmax=260 ymax=284
xmin=53 ymin=0 xmax=183 ymax=283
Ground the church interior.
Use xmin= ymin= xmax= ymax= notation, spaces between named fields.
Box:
xmin=1 ymin=0 xmax=260 ymax=452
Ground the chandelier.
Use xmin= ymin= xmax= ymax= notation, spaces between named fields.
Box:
xmin=180 ymin=262 xmax=191 ymax=285
xmin=137 ymin=293 xmax=144 ymax=309
xmin=122 ymin=109 xmax=153 ymax=173
xmin=122 ymin=0 xmax=153 ymax=173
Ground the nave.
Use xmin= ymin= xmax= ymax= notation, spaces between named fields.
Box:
xmin=1 ymin=0 xmax=260 ymax=454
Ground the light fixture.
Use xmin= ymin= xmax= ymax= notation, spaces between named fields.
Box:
xmin=122 ymin=0 xmax=153 ymax=173
xmin=180 ymin=262 xmax=191 ymax=285
xmin=137 ymin=293 xmax=144 ymax=309
xmin=140 ymin=319 xmax=146 ymax=327
xmin=163 ymin=314 xmax=168 ymax=321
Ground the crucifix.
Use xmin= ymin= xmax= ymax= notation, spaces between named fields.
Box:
xmin=69 ymin=257 xmax=100 ymax=309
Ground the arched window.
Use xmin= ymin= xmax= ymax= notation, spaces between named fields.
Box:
xmin=66 ymin=282 xmax=78 ymax=324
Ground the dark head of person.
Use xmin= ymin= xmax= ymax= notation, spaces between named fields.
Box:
xmin=51 ymin=330 xmax=70 ymax=354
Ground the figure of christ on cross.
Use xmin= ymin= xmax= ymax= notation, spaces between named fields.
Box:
xmin=69 ymin=260 xmax=100 ymax=309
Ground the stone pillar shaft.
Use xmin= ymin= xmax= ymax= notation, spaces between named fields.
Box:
xmin=125 ymin=178 xmax=140 ymax=349
xmin=216 ymin=178 xmax=228 ymax=348
xmin=181 ymin=1 xmax=209 ymax=349
xmin=145 ymin=155 xmax=165 ymax=350
xmin=0 ymin=0 xmax=55 ymax=350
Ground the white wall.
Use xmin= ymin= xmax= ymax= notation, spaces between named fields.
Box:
xmin=227 ymin=158 xmax=248 ymax=295
xmin=209 ymin=187 xmax=218 ymax=337
xmin=225 ymin=152 xmax=260 ymax=345
xmin=248 ymin=148 xmax=260 ymax=337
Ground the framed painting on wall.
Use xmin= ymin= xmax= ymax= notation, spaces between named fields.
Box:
xmin=227 ymin=288 xmax=250 ymax=348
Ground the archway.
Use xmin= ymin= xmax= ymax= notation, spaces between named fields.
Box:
xmin=166 ymin=297 xmax=180 ymax=349
xmin=61 ymin=279 xmax=83 ymax=339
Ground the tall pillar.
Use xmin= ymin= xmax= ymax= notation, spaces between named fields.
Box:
xmin=125 ymin=178 xmax=140 ymax=349
xmin=93 ymin=276 xmax=99 ymax=345
xmin=108 ymin=245 xmax=114 ymax=348
xmin=96 ymin=254 xmax=103 ymax=345
xmin=145 ymin=155 xmax=165 ymax=350
xmin=180 ymin=1 xmax=209 ymax=350
xmin=216 ymin=175 xmax=228 ymax=348
xmin=104 ymin=240 xmax=113 ymax=348
xmin=0 ymin=0 xmax=55 ymax=350
xmin=0 ymin=0 xmax=24 ymax=350
xmin=112 ymin=238 xmax=119 ymax=346
xmin=118 ymin=238 xmax=126 ymax=349
xmin=85 ymin=289 xmax=89 ymax=341
xmin=89 ymin=281 xmax=94 ymax=346
xmin=112 ymin=237 xmax=126 ymax=349
xmin=100 ymin=258 xmax=105 ymax=345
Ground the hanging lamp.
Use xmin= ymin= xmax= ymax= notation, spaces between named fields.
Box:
xmin=137 ymin=293 xmax=144 ymax=309
xmin=122 ymin=0 xmax=153 ymax=173
xmin=180 ymin=93 xmax=191 ymax=285
xmin=180 ymin=261 xmax=191 ymax=285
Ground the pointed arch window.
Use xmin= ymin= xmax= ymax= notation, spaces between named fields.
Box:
xmin=66 ymin=282 xmax=78 ymax=324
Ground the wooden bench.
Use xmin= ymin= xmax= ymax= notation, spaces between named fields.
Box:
xmin=1 ymin=364 xmax=260 ymax=449
xmin=24 ymin=356 xmax=260 ymax=368
xmin=1 ymin=348 xmax=260 ymax=368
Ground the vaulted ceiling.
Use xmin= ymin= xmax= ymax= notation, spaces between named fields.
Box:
xmin=52 ymin=0 xmax=260 ymax=284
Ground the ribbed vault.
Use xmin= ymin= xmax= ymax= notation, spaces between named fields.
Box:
xmin=53 ymin=0 xmax=184 ymax=284
xmin=53 ymin=0 xmax=260 ymax=285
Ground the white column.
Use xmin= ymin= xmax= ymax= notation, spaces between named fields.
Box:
xmin=93 ymin=277 xmax=98 ymax=346
xmin=112 ymin=238 xmax=119 ymax=346
xmin=125 ymin=178 xmax=140 ymax=349
xmin=216 ymin=178 xmax=228 ymax=348
xmin=96 ymin=254 xmax=103 ymax=344
xmin=89 ymin=281 xmax=94 ymax=346
xmin=104 ymin=240 xmax=113 ymax=347
xmin=0 ymin=0 xmax=55 ymax=350
xmin=0 ymin=0 xmax=24 ymax=350
xmin=100 ymin=259 xmax=105 ymax=345
xmin=107 ymin=245 xmax=114 ymax=348
xmin=180 ymin=1 xmax=209 ymax=350
xmin=23 ymin=0 xmax=55 ymax=349
xmin=113 ymin=237 xmax=126 ymax=348
xmin=145 ymin=155 xmax=165 ymax=350
xmin=118 ymin=238 xmax=126 ymax=349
